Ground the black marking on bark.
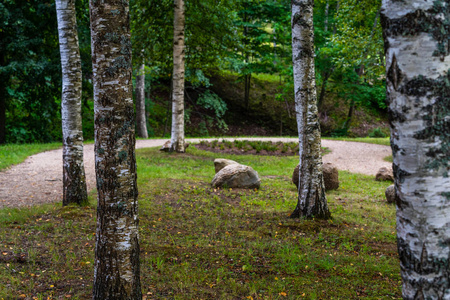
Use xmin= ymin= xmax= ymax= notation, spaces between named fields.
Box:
xmin=399 ymin=73 xmax=450 ymax=176
xmin=393 ymin=163 xmax=411 ymax=184
xmin=382 ymin=4 xmax=450 ymax=59
xmin=387 ymin=54 xmax=403 ymax=91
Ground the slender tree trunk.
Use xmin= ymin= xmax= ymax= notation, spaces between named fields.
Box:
xmin=324 ymin=0 xmax=329 ymax=32
xmin=317 ymin=68 xmax=333 ymax=109
xmin=135 ymin=63 xmax=148 ymax=138
xmin=170 ymin=0 xmax=186 ymax=152
xmin=90 ymin=0 xmax=141 ymax=298
xmin=381 ymin=1 xmax=450 ymax=298
xmin=245 ymin=73 xmax=251 ymax=110
xmin=55 ymin=0 xmax=88 ymax=206
xmin=291 ymin=0 xmax=330 ymax=219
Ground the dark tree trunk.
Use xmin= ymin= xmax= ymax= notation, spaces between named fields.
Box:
xmin=90 ymin=0 xmax=141 ymax=298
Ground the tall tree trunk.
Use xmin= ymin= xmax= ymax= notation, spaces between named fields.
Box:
xmin=55 ymin=0 xmax=88 ymax=206
xmin=170 ymin=0 xmax=186 ymax=153
xmin=317 ymin=68 xmax=333 ymax=110
xmin=381 ymin=1 xmax=450 ymax=298
xmin=90 ymin=0 xmax=141 ymax=298
xmin=290 ymin=0 xmax=330 ymax=219
xmin=135 ymin=63 xmax=148 ymax=138
xmin=245 ymin=73 xmax=251 ymax=110
xmin=324 ymin=0 xmax=329 ymax=32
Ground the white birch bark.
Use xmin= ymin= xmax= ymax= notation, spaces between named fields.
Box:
xmin=381 ymin=1 xmax=450 ymax=298
xmin=55 ymin=0 xmax=88 ymax=206
xmin=170 ymin=0 xmax=186 ymax=153
xmin=135 ymin=63 xmax=148 ymax=138
xmin=291 ymin=0 xmax=330 ymax=219
xmin=90 ymin=0 xmax=141 ymax=298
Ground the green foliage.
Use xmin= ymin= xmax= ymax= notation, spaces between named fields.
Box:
xmin=1 ymin=0 xmax=93 ymax=143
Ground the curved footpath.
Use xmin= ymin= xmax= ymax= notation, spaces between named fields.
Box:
xmin=0 ymin=138 xmax=392 ymax=209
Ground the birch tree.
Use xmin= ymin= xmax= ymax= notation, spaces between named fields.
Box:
xmin=90 ymin=0 xmax=141 ymax=298
xmin=135 ymin=63 xmax=148 ymax=138
xmin=381 ymin=1 xmax=450 ymax=298
xmin=170 ymin=0 xmax=186 ymax=152
xmin=291 ymin=0 xmax=330 ymax=219
xmin=55 ymin=0 xmax=88 ymax=206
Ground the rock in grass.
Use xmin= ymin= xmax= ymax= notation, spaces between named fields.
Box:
xmin=292 ymin=163 xmax=339 ymax=191
xmin=212 ymin=164 xmax=260 ymax=189
xmin=375 ymin=167 xmax=394 ymax=182
xmin=323 ymin=163 xmax=339 ymax=190
xmin=385 ymin=184 xmax=398 ymax=204
xmin=214 ymin=158 xmax=239 ymax=174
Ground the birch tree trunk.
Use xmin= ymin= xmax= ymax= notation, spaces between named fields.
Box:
xmin=55 ymin=0 xmax=88 ymax=206
xmin=90 ymin=0 xmax=141 ymax=298
xmin=135 ymin=63 xmax=148 ymax=138
xmin=291 ymin=0 xmax=330 ymax=219
xmin=170 ymin=0 xmax=186 ymax=153
xmin=381 ymin=1 xmax=450 ymax=298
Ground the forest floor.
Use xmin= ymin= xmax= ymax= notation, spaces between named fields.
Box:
xmin=0 ymin=138 xmax=391 ymax=209
xmin=0 ymin=145 xmax=400 ymax=299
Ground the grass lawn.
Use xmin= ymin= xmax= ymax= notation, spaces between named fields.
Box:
xmin=0 ymin=146 xmax=400 ymax=299
xmin=323 ymin=137 xmax=390 ymax=146
xmin=0 ymin=143 xmax=62 ymax=171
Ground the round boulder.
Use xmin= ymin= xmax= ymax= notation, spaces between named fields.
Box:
xmin=212 ymin=164 xmax=261 ymax=189
xmin=292 ymin=163 xmax=339 ymax=191
xmin=376 ymin=167 xmax=394 ymax=182
xmin=214 ymin=158 xmax=239 ymax=174
xmin=323 ymin=163 xmax=339 ymax=190
xmin=385 ymin=184 xmax=398 ymax=204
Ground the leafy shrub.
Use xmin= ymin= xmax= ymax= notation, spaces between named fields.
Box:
xmin=368 ymin=127 xmax=388 ymax=138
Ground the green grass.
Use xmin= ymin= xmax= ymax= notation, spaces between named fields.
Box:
xmin=0 ymin=143 xmax=62 ymax=171
xmin=323 ymin=137 xmax=391 ymax=146
xmin=0 ymin=147 xmax=400 ymax=299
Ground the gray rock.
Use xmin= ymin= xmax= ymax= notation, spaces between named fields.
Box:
xmin=292 ymin=163 xmax=339 ymax=191
xmin=323 ymin=163 xmax=339 ymax=190
xmin=376 ymin=167 xmax=394 ymax=182
xmin=212 ymin=164 xmax=261 ymax=189
xmin=214 ymin=158 xmax=239 ymax=174
xmin=385 ymin=184 xmax=398 ymax=204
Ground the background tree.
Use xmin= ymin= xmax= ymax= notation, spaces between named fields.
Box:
xmin=55 ymin=0 xmax=88 ymax=206
xmin=90 ymin=0 xmax=141 ymax=298
xmin=170 ymin=0 xmax=186 ymax=152
xmin=381 ymin=0 xmax=450 ymax=298
xmin=291 ymin=0 xmax=330 ymax=219
xmin=135 ymin=62 xmax=148 ymax=138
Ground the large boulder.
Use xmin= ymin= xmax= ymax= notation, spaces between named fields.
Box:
xmin=385 ymin=184 xmax=398 ymax=204
xmin=214 ymin=158 xmax=239 ymax=174
xmin=292 ymin=163 xmax=339 ymax=191
xmin=376 ymin=167 xmax=394 ymax=182
xmin=212 ymin=164 xmax=261 ymax=189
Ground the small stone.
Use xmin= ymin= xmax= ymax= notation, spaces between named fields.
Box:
xmin=385 ymin=184 xmax=398 ymax=204
xmin=376 ymin=167 xmax=394 ymax=182
xmin=214 ymin=158 xmax=239 ymax=174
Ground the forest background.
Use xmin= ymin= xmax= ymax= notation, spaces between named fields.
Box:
xmin=0 ymin=0 xmax=386 ymax=144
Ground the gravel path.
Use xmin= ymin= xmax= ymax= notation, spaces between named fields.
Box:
xmin=0 ymin=138 xmax=392 ymax=208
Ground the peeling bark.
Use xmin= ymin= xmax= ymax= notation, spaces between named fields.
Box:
xmin=291 ymin=0 xmax=331 ymax=219
xmin=381 ymin=1 xmax=450 ymax=298
xmin=170 ymin=0 xmax=186 ymax=153
xmin=56 ymin=0 xmax=88 ymax=206
xmin=135 ymin=63 xmax=148 ymax=138
xmin=90 ymin=0 xmax=141 ymax=298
